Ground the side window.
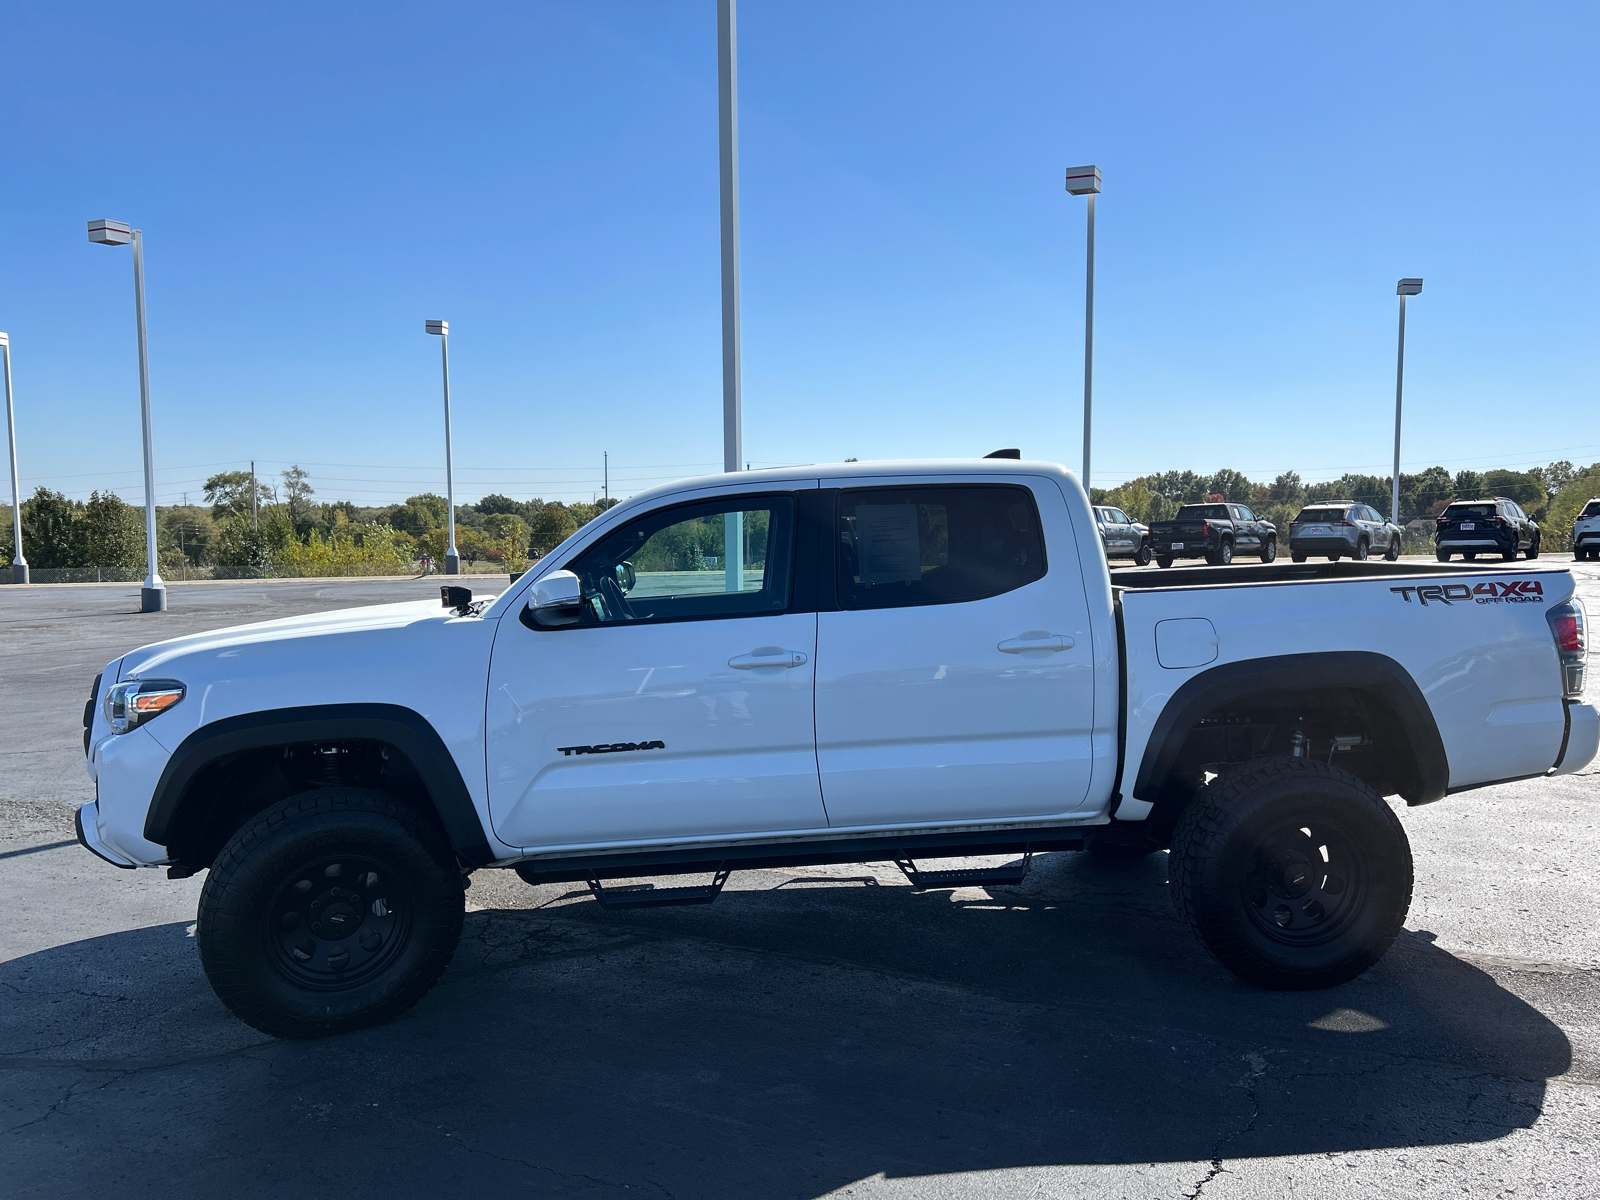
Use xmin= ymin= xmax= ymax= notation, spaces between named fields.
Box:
xmin=1112 ymin=509 xmax=1129 ymax=524
xmin=565 ymin=494 xmax=795 ymax=626
xmin=836 ymin=485 xmax=1046 ymax=611
xmin=1236 ymin=506 xmax=1255 ymax=521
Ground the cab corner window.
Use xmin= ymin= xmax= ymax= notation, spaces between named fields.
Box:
xmin=565 ymin=495 xmax=795 ymax=626
xmin=836 ymin=484 xmax=1046 ymax=610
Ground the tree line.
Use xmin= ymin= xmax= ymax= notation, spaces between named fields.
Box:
xmin=2 ymin=465 xmax=620 ymax=578
xmin=7 ymin=458 xmax=1600 ymax=577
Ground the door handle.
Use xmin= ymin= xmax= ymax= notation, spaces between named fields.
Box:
xmin=998 ymin=634 xmax=1073 ymax=653
xmin=729 ymin=648 xmax=809 ymax=669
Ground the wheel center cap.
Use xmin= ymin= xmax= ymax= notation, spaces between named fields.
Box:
xmin=309 ymin=890 xmax=362 ymax=940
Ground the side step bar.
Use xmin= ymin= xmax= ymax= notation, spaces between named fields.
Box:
xmin=894 ymin=851 xmax=1032 ymax=890
xmin=586 ymin=866 xmax=732 ymax=909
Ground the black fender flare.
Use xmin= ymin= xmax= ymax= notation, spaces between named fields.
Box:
xmin=144 ymin=703 xmax=495 ymax=866
xmin=1132 ymin=651 xmax=1449 ymax=806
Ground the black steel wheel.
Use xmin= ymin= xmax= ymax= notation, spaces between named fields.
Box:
xmin=1259 ymin=536 xmax=1277 ymax=563
xmin=1168 ymin=757 xmax=1412 ymax=990
xmin=197 ymin=788 xmax=464 ymax=1039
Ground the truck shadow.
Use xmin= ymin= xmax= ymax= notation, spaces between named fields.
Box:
xmin=0 ymin=850 xmax=1580 ymax=1199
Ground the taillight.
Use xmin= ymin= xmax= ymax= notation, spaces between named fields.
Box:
xmin=1333 ymin=519 xmax=1354 ymax=527
xmin=1202 ymin=522 xmax=1210 ymax=537
xmin=1494 ymin=517 xmax=1507 ymax=528
xmin=1436 ymin=515 xmax=1447 ymax=524
xmin=1548 ymin=600 xmax=1587 ymax=698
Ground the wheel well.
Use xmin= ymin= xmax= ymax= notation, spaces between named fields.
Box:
xmin=148 ymin=704 xmax=496 ymax=875
xmin=1132 ymin=653 xmax=1448 ymax=840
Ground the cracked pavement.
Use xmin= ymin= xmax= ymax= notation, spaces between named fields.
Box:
xmin=3 ymin=571 xmax=1598 ymax=1198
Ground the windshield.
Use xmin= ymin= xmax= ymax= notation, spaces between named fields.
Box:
xmin=1444 ymin=503 xmax=1496 ymax=521
xmin=1174 ymin=505 xmax=1228 ymax=520
xmin=1293 ymin=508 xmax=1348 ymax=524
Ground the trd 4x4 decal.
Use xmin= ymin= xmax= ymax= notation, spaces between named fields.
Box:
xmin=1392 ymin=580 xmax=1544 ymax=607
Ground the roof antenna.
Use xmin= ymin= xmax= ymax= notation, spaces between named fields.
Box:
xmin=984 ymin=448 xmax=1021 ymax=459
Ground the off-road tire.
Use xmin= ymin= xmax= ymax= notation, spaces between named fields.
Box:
xmin=1157 ymin=555 xmax=1174 ymax=569
xmin=197 ymin=788 xmax=465 ymax=1039
xmin=1168 ymin=757 xmax=1412 ymax=990
xmin=1259 ymin=536 xmax=1277 ymax=563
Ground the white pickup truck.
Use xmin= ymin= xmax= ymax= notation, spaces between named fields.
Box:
xmin=76 ymin=460 xmax=1597 ymax=1039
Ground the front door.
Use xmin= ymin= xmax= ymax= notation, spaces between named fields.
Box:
xmin=813 ymin=476 xmax=1099 ymax=829
xmin=485 ymin=490 xmax=827 ymax=850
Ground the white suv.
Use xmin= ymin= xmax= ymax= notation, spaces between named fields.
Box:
xmin=1573 ymin=498 xmax=1600 ymax=561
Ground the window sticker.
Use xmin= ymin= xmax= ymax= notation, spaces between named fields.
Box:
xmin=855 ymin=504 xmax=922 ymax=583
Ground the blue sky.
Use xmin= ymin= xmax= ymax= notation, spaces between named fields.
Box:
xmin=1 ymin=1 xmax=1595 ymax=507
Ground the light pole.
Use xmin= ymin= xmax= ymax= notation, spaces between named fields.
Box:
xmin=1065 ymin=166 xmax=1101 ymax=492
xmin=1392 ymin=278 xmax=1423 ymax=527
xmin=87 ymin=219 xmax=165 ymax=612
xmin=718 ymin=0 xmax=744 ymax=591
xmin=424 ymin=319 xmax=459 ymax=574
xmin=2 ymin=332 xmax=26 ymax=583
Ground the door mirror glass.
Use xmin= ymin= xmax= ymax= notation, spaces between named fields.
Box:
xmin=524 ymin=570 xmax=584 ymax=628
xmin=615 ymin=561 xmax=637 ymax=592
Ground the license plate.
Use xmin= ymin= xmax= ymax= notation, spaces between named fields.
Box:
xmin=1308 ymin=526 xmax=1328 ymax=534
xmin=1171 ymin=542 xmax=1184 ymax=550
xmin=1461 ymin=522 xmax=1475 ymax=530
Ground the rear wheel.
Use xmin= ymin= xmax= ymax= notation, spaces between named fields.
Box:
xmin=1168 ymin=757 xmax=1412 ymax=990
xmin=1501 ymin=544 xmax=1518 ymax=561
xmin=1134 ymin=539 xmax=1153 ymax=567
xmin=1157 ymin=555 xmax=1174 ymax=569
xmin=1207 ymin=540 xmax=1234 ymax=566
xmin=197 ymin=788 xmax=465 ymax=1039
xmin=1353 ymin=539 xmax=1369 ymax=561
xmin=1326 ymin=554 xmax=1340 ymax=562
xmin=1436 ymin=549 xmax=1450 ymax=562
xmin=1290 ymin=552 xmax=1307 ymax=563
xmin=1463 ymin=552 xmax=1477 ymax=561
xmin=1259 ymin=536 xmax=1277 ymax=563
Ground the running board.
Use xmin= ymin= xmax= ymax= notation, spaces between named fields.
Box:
xmin=894 ymin=852 xmax=1032 ymax=890
xmin=585 ymin=867 xmax=731 ymax=909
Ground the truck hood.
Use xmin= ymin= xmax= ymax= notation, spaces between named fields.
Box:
xmin=119 ymin=598 xmax=458 ymax=680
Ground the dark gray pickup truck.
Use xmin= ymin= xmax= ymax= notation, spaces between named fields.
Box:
xmin=1149 ymin=502 xmax=1278 ymax=567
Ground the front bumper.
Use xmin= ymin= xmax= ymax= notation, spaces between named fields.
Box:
xmin=75 ymin=802 xmax=138 ymax=868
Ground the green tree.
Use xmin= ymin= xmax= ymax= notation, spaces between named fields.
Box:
xmin=483 ymin=513 xmax=529 ymax=551
xmin=1481 ymin=469 xmax=1546 ymax=515
xmin=1204 ymin=468 xmax=1254 ymax=501
xmin=20 ymin=487 xmax=78 ymax=568
xmin=528 ymin=503 xmax=579 ymax=554
xmin=389 ymin=493 xmax=448 ymax=536
xmin=211 ymin=515 xmax=269 ymax=575
xmin=475 ymin=493 xmax=522 ymax=516
xmin=280 ymin=465 xmax=315 ymax=535
xmin=203 ymin=470 xmax=271 ymax=521
xmin=1454 ymin=470 xmax=1484 ymax=500
xmin=74 ymin=491 xmax=145 ymax=574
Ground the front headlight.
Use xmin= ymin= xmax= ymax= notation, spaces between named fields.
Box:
xmin=104 ymin=679 xmax=186 ymax=734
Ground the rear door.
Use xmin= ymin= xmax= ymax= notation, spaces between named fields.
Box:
xmin=813 ymin=475 xmax=1099 ymax=828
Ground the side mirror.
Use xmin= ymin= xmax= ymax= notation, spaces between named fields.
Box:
xmin=521 ymin=570 xmax=583 ymax=629
xmin=616 ymin=561 xmax=636 ymax=592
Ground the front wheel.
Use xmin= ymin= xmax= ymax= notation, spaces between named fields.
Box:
xmin=1526 ymin=537 xmax=1540 ymax=560
xmin=197 ymin=788 xmax=465 ymax=1039
xmin=1384 ymin=536 xmax=1401 ymax=561
xmin=1157 ymin=555 xmax=1174 ymax=569
xmin=1168 ymin=757 xmax=1413 ymax=990
xmin=1259 ymin=536 xmax=1277 ymax=563
xmin=1134 ymin=539 xmax=1153 ymax=567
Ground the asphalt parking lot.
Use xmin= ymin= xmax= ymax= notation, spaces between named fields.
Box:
xmin=2 ymin=564 xmax=1598 ymax=1199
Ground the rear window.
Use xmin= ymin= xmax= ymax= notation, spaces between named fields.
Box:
xmin=1293 ymin=507 xmax=1349 ymax=523
xmin=1582 ymin=501 xmax=1600 ymax=519
xmin=1175 ymin=505 xmax=1228 ymax=520
xmin=1444 ymin=503 xmax=1496 ymax=520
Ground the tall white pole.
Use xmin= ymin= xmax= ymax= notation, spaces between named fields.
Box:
xmin=718 ymin=0 xmax=744 ymax=592
xmin=440 ymin=330 xmax=459 ymax=575
xmin=1082 ymin=193 xmax=1096 ymax=491
xmin=1391 ymin=293 xmax=1407 ymax=528
xmin=131 ymin=231 xmax=165 ymax=612
xmin=2 ymin=334 xmax=27 ymax=583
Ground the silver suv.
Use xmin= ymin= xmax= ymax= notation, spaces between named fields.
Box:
xmin=1094 ymin=506 xmax=1152 ymax=566
xmin=1289 ymin=502 xmax=1402 ymax=562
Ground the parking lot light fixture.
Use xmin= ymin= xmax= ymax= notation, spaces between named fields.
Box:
xmin=2 ymin=333 xmax=26 ymax=583
xmin=1392 ymin=278 xmax=1423 ymax=527
xmin=87 ymin=219 xmax=164 ymax=612
xmin=1065 ymin=166 xmax=1101 ymax=492
xmin=424 ymin=319 xmax=459 ymax=575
